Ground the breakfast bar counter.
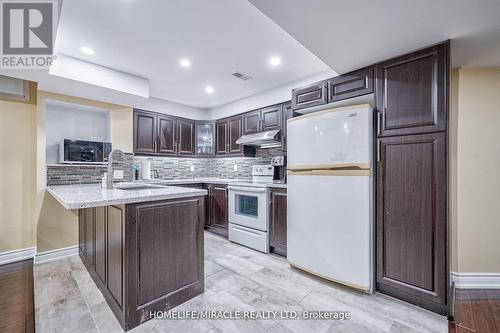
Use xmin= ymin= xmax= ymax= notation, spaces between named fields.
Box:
xmin=47 ymin=182 xmax=207 ymax=209
xmin=47 ymin=183 xmax=206 ymax=331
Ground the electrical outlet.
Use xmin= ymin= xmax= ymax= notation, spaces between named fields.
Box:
xmin=233 ymin=164 xmax=238 ymax=171
xmin=190 ymin=165 xmax=195 ymax=172
xmin=113 ymin=170 xmax=124 ymax=179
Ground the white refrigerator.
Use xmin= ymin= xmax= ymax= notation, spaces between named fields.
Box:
xmin=287 ymin=104 xmax=373 ymax=293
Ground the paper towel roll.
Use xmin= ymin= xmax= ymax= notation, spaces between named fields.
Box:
xmin=141 ymin=160 xmax=151 ymax=180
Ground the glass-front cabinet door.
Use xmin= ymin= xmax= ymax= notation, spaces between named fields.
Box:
xmin=195 ymin=123 xmax=215 ymax=156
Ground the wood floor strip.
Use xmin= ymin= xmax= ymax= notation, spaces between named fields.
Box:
xmin=0 ymin=259 xmax=35 ymax=333
xmin=453 ymin=288 xmax=500 ymax=333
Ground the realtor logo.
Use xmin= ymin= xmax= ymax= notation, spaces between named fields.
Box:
xmin=1 ymin=0 xmax=57 ymax=68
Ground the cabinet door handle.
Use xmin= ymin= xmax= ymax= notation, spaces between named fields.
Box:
xmin=377 ymin=110 xmax=382 ymax=136
xmin=154 ymin=140 xmax=157 ymax=151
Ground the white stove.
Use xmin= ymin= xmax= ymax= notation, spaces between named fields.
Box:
xmin=227 ymin=165 xmax=273 ymax=253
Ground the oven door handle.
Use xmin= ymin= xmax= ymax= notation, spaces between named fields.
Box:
xmin=227 ymin=186 xmax=267 ymax=193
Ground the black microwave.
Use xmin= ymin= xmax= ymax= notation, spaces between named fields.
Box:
xmin=59 ymin=139 xmax=112 ymax=164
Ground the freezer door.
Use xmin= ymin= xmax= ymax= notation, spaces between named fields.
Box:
xmin=287 ymin=173 xmax=373 ymax=292
xmin=287 ymin=104 xmax=372 ymax=169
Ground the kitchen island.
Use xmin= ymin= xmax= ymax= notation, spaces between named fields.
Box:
xmin=47 ymin=183 xmax=207 ymax=331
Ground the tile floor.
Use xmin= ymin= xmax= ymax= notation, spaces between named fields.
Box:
xmin=34 ymin=232 xmax=448 ymax=332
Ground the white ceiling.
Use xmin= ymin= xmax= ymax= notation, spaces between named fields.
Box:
xmin=54 ymin=0 xmax=331 ymax=108
xmin=249 ymin=0 xmax=500 ymax=73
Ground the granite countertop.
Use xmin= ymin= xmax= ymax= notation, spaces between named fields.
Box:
xmin=136 ymin=178 xmax=288 ymax=189
xmin=47 ymin=183 xmax=207 ymax=210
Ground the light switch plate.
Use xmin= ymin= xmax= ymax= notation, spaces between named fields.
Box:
xmin=233 ymin=164 xmax=238 ymax=171
xmin=190 ymin=165 xmax=195 ymax=172
xmin=113 ymin=170 xmax=124 ymax=179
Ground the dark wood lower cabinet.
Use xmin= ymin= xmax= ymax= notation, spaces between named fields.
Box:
xmin=107 ymin=205 xmax=124 ymax=310
xmin=79 ymin=208 xmax=95 ymax=267
xmin=94 ymin=207 xmax=107 ymax=284
xmin=204 ymin=184 xmax=228 ymax=237
xmin=376 ymin=132 xmax=447 ymax=315
xmin=211 ymin=186 xmax=228 ymax=232
xmin=269 ymin=188 xmax=287 ymax=256
xmin=78 ymin=196 xmax=205 ymax=331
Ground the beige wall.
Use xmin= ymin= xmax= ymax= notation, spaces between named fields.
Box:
xmin=36 ymin=92 xmax=133 ymax=253
xmin=0 ymin=100 xmax=37 ymax=253
xmin=110 ymin=107 xmax=134 ymax=152
xmin=453 ymin=67 xmax=500 ymax=273
xmin=449 ymin=69 xmax=459 ymax=272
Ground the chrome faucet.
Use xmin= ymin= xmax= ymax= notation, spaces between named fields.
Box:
xmin=106 ymin=149 xmax=125 ymax=189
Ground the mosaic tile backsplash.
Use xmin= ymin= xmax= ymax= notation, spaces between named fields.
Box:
xmin=46 ymin=153 xmax=134 ymax=186
xmin=47 ymin=149 xmax=284 ymax=186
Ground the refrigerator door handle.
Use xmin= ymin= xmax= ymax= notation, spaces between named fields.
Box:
xmin=377 ymin=139 xmax=381 ymax=162
xmin=376 ymin=110 xmax=382 ymax=136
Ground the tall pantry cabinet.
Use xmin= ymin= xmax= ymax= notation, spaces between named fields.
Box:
xmin=375 ymin=42 xmax=449 ymax=315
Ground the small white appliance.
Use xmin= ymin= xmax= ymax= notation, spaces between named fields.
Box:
xmin=287 ymin=104 xmax=373 ymax=293
xmin=227 ymin=165 xmax=273 ymax=253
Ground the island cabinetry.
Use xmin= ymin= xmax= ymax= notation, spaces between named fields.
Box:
xmin=78 ymin=195 xmax=205 ymax=331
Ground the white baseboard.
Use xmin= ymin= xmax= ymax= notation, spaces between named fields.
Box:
xmin=0 ymin=247 xmax=36 ymax=265
xmin=451 ymin=272 xmax=500 ymax=289
xmin=35 ymin=245 xmax=78 ymax=265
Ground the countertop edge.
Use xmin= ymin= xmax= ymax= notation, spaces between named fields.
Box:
xmin=47 ymin=186 xmax=207 ymax=210
xmin=46 ymin=187 xmax=73 ymax=210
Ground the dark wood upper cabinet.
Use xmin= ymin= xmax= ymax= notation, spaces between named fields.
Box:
xmin=376 ymin=42 xmax=448 ymax=137
xmin=243 ymin=110 xmax=260 ymax=135
xmin=291 ymin=81 xmax=328 ymax=111
xmin=177 ymin=118 xmax=195 ymax=155
xmin=133 ymin=111 xmax=156 ymax=155
xmin=260 ymin=105 xmax=282 ymax=131
xmin=376 ymin=132 xmax=447 ymax=314
xmin=157 ymin=115 xmax=176 ymax=155
xmin=328 ymin=66 xmax=374 ymax=102
xmin=134 ymin=110 xmax=195 ymax=156
xmin=269 ymin=188 xmax=287 ymax=256
xmin=228 ymin=115 xmax=243 ymax=154
xmin=216 ymin=120 xmax=228 ymax=155
xmin=135 ymin=101 xmax=289 ymax=158
xmin=243 ymin=104 xmax=282 ymax=136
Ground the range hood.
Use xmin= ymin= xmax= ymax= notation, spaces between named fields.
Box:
xmin=236 ymin=130 xmax=281 ymax=149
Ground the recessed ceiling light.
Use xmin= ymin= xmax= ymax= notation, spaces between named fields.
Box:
xmin=269 ymin=56 xmax=281 ymax=66
xmin=180 ymin=59 xmax=191 ymax=67
xmin=205 ymin=86 xmax=214 ymax=94
xmin=80 ymin=46 xmax=95 ymax=55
